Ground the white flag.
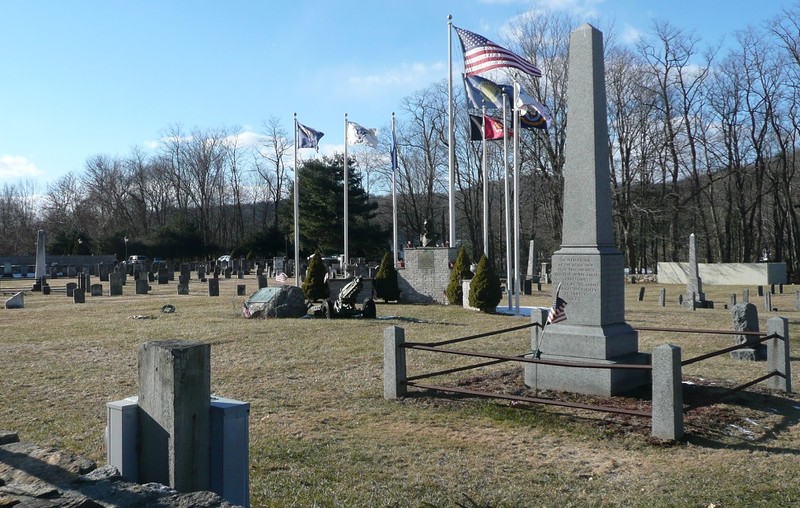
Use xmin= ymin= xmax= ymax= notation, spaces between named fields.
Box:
xmin=347 ymin=121 xmax=379 ymax=148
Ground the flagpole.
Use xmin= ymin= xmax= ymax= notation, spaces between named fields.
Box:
xmin=344 ymin=113 xmax=349 ymax=274
xmin=447 ymin=14 xmax=456 ymax=248
xmin=391 ymin=112 xmax=398 ymax=267
xmin=482 ymin=105 xmax=488 ymax=259
xmin=503 ymin=93 xmax=512 ymax=309
xmin=513 ymin=83 xmax=521 ymax=314
xmin=293 ymin=113 xmax=300 ymax=287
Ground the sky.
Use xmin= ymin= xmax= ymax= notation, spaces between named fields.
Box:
xmin=0 ymin=0 xmax=793 ymax=188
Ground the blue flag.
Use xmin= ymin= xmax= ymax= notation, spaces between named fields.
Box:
xmin=297 ymin=121 xmax=324 ymax=151
xmin=464 ymin=75 xmax=513 ymax=111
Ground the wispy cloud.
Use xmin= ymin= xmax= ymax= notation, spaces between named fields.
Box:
xmin=0 ymin=154 xmax=42 ymax=180
xmin=347 ymin=61 xmax=447 ymax=94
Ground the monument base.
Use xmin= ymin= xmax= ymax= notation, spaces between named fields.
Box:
xmin=524 ymin=323 xmax=650 ymax=396
xmin=730 ymin=345 xmax=766 ymax=361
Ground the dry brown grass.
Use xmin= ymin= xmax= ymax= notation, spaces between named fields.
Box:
xmin=1 ymin=275 xmax=800 ymax=507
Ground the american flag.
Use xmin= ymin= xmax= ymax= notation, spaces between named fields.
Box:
xmin=455 ymin=26 xmax=542 ymax=78
xmin=547 ymin=287 xmax=567 ymax=324
xmin=275 ymin=272 xmax=287 ymax=283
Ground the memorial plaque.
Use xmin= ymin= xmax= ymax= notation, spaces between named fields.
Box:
xmin=417 ymin=250 xmax=434 ymax=270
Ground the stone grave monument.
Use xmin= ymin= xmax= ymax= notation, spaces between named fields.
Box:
xmin=33 ymin=229 xmax=48 ymax=292
xmin=683 ymin=233 xmax=711 ymax=309
xmin=525 ymin=24 xmax=649 ymax=396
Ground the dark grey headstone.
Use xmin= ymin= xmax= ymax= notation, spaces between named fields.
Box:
xmin=73 ymin=287 xmax=86 ymax=303
xmin=208 ymin=278 xmax=219 ymax=297
xmin=90 ymin=284 xmax=103 ymax=297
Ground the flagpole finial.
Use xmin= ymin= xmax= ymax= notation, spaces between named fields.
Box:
xmin=448 ymin=14 xmax=452 ymax=22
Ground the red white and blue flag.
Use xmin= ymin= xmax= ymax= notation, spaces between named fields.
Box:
xmin=455 ymin=26 xmax=542 ymax=78
xmin=547 ymin=286 xmax=567 ymax=324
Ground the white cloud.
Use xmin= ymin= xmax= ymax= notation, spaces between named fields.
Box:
xmin=0 ymin=154 xmax=42 ymax=180
xmin=621 ymin=24 xmax=644 ymax=45
xmin=347 ymin=62 xmax=447 ymax=93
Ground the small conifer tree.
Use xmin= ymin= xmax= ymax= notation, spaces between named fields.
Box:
xmin=468 ymin=255 xmax=502 ymax=313
xmin=445 ymin=246 xmax=473 ymax=305
xmin=374 ymin=252 xmax=401 ymax=302
xmin=301 ymin=252 xmax=330 ymax=301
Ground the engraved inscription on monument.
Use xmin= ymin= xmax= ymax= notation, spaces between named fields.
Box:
xmin=417 ymin=250 xmax=434 ymax=270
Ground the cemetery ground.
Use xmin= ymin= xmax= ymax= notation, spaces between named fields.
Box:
xmin=2 ymin=277 xmax=800 ymax=507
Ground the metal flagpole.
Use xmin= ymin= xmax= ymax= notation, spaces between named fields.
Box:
xmin=482 ymin=105 xmax=488 ymax=258
xmin=503 ymin=93 xmax=512 ymax=309
xmin=513 ymin=83 xmax=521 ymax=314
xmin=447 ymin=14 xmax=456 ymax=248
xmin=293 ymin=113 xmax=300 ymax=287
xmin=343 ymin=113 xmax=349 ymax=273
xmin=391 ymin=112 xmax=398 ymax=267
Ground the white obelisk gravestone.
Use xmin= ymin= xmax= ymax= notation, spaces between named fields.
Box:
xmin=33 ymin=229 xmax=46 ymax=291
xmin=526 ymin=24 xmax=649 ymax=396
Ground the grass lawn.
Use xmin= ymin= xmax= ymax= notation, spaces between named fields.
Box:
xmin=1 ymin=275 xmax=799 ymax=507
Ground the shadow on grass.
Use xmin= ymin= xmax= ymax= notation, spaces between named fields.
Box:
xmin=398 ymin=369 xmax=800 ymax=451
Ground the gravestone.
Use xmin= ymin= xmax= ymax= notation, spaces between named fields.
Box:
xmin=158 ymin=268 xmax=169 ymax=285
xmin=198 ymin=266 xmax=206 ymax=280
xmin=731 ymin=303 xmax=766 ymax=361
xmin=224 ymin=267 xmax=232 ymax=279
xmin=180 ymin=263 xmax=190 ymax=280
xmin=242 ymin=286 xmax=307 ymax=319
xmin=764 ymin=291 xmax=773 ymax=311
xmin=257 ymin=274 xmax=268 ymax=289
xmin=110 ymin=273 xmax=123 ymax=296
xmin=179 ymin=274 xmax=189 ymax=286
xmin=66 ymin=282 xmax=77 ymax=297
xmin=73 ymin=287 xmax=86 ymax=304
xmin=730 ymin=293 xmax=737 ymax=307
xmin=682 ymin=233 xmax=710 ymax=309
xmin=33 ymin=229 xmax=46 ymax=291
xmin=237 ymin=270 xmax=244 ymax=280
xmin=527 ymin=240 xmax=537 ymax=280
xmin=177 ymin=283 xmax=189 ymax=295
xmin=237 ymin=284 xmax=246 ymax=296
xmin=743 ymin=288 xmax=750 ymax=303
xmin=98 ymin=262 xmax=110 ymax=282
xmin=135 ymin=279 xmax=150 ymax=295
xmin=90 ymin=283 xmax=103 ymax=297
xmin=795 ymin=291 xmax=800 ymax=310
xmin=4 ymin=292 xmax=24 ymax=309
xmin=659 ymin=288 xmax=666 ymax=307
xmin=148 ymin=272 xmax=155 ymax=283
xmin=526 ymin=24 xmax=649 ymax=396
xmin=208 ymin=278 xmax=219 ymax=297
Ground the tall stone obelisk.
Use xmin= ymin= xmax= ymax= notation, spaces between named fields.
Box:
xmin=33 ymin=229 xmax=47 ymax=291
xmin=526 ymin=24 xmax=648 ymax=396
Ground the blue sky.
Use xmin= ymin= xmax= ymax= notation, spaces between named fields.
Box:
xmin=0 ymin=0 xmax=791 ymax=187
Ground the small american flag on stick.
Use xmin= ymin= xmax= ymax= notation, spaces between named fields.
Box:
xmin=547 ymin=283 xmax=567 ymax=324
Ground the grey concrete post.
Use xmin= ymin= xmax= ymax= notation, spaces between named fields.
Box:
xmin=138 ymin=341 xmax=211 ymax=492
xmin=764 ymin=292 xmax=772 ymax=312
xmin=651 ymin=344 xmax=683 ymax=441
xmin=767 ymin=317 xmax=792 ymax=393
xmin=383 ymin=326 xmax=407 ymax=399
xmin=795 ymin=291 xmax=800 ymax=311
xmin=638 ymin=287 xmax=645 ymax=301
xmin=730 ymin=293 xmax=737 ymax=307
xmin=743 ymin=288 xmax=750 ymax=303
xmin=658 ymin=288 xmax=666 ymax=307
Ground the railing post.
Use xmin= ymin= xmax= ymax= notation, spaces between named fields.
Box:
xmin=651 ymin=344 xmax=683 ymax=441
xmin=767 ymin=316 xmax=792 ymax=393
xmin=384 ymin=326 xmax=407 ymax=399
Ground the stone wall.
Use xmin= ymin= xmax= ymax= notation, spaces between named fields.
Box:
xmin=398 ymin=247 xmax=457 ymax=304
xmin=657 ymin=262 xmax=786 ymax=285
